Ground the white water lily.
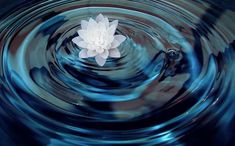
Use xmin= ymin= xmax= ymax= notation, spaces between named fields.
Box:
xmin=72 ymin=14 xmax=126 ymax=66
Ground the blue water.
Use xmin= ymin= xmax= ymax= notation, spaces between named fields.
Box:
xmin=0 ymin=0 xmax=235 ymax=146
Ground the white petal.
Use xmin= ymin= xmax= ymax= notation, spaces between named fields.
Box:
xmin=87 ymin=50 xmax=97 ymax=57
xmin=72 ymin=36 xmax=82 ymax=44
xmin=109 ymin=48 xmax=121 ymax=58
xmin=97 ymin=22 xmax=106 ymax=31
xmin=109 ymin=37 xmax=115 ymax=44
xmin=96 ymin=14 xmax=105 ymax=22
xmin=111 ymin=39 xmax=121 ymax=48
xmin=96 ymin=47 xmax=104 ymax=54
xmin=79 ymin=49 xmax=88 ymax=58
xmin=100 ymin=49 xmax=109 ymax=59
xmin=95 ymin=55 xmax=106 ymax=66
xmin=110 ymin=20 xmax=118 ymax=27
xmin=78 ymin=30 xmax=87 ymax=40
xmin=81 ymin=20 xmax=88 ymax=29
xmin=77 ymin=41 xmax=87 ymax=48
xmin=87 ymin=44 xmax=97 ymax=50
xmin=101 ymin=17 xmax=109 ymax=28
xmin=88 ymin=18 xmax=97 ymax=29
xmin=114 ymin=35 xmax=126 ymax=43
xmin=108 ymin=24 xmax=117 ymax=36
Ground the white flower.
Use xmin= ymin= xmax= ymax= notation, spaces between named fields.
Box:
xmin=72 ymin=14 xmax=126 ymax=66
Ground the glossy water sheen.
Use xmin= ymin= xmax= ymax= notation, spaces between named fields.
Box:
xmin=0 ymin=0 xmax=235 ymax=146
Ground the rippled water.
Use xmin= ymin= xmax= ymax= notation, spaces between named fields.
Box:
xmin=0 ymin=0 xmax=235 ymax=146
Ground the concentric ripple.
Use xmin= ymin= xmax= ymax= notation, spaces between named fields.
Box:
xmin=0 ymin=0 xmax=235 ymax=145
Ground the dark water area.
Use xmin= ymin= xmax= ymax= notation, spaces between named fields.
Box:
xmin=0 ymin=0 xmax=235 ymax=146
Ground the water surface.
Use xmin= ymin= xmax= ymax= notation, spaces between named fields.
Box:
xmin=0 ymin=0 xmax=235 ymax=146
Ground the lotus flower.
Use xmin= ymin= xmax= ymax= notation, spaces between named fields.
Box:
xmin=72 ymin=14 xmax=126 ymax=66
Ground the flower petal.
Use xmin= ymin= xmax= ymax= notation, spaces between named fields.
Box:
xmin=100 ymin=49 xmax=109 ymax=59
xmin=107 ymin=36 xmax=114 ymax=44
xmin=72 ymin=36 xmax=82 ymax=44
xmin=114 ymin=35 xmax=126 ymax=44
xmin=110 ymin=20 xmax=118 ymax=27
xmin=87 ymin=50 xmax=97 ymax=57
xmin=87 ymin=44 xmax=97 ymax=50
xmin=111 ymin=39 xmax=121 ymax=48
xmin=101 ymin=17 xmax=109 ymax=28
xmin=108 ymin=24 xmax=117 ymax=36
xmin=77 ymin=41 xmax=87 ymax=48
xmin=97 ymin=22 xmax=106 ymax=32
xmin=95 ymin=55 xmax=106 ymax=66
xmin=88 ymin=18 xmax=97 ymax=29
xmin=81 ymin=20 xmax=88 ymax=29
xmin=78 ymin=30 xmax=87 ymax=40
xmin=96 ymin=47 xmax=104 ymax=54
xmin=79 ymin=49 xmax=88 ymax=58
xmin=109 ymin=48 xmax=121 ymax=58
xmin=96 ymin=13 xmax=104 ymax=22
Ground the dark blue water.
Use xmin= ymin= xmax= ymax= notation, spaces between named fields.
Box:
xmin=0 ymin=0 xmax=235 ymax=146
